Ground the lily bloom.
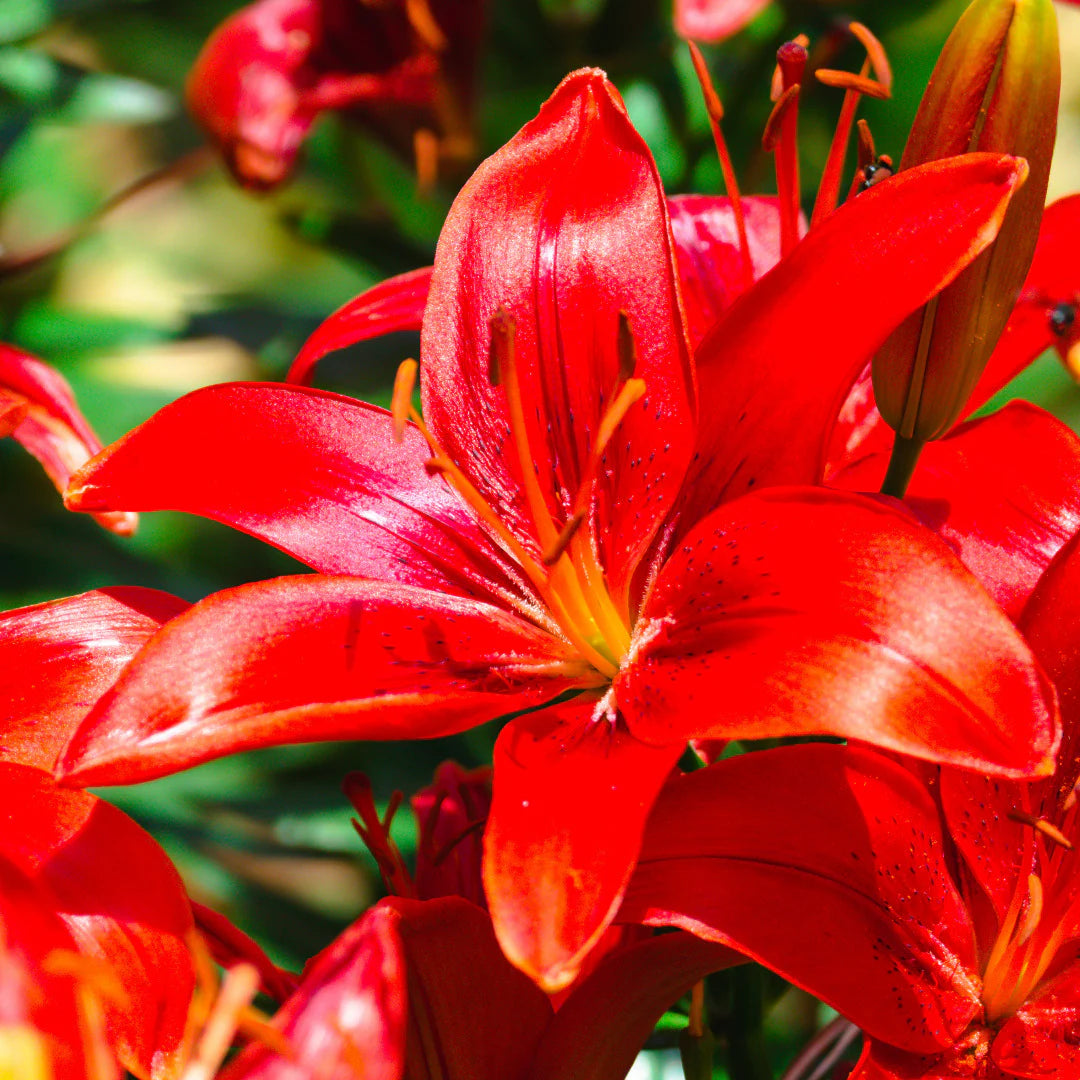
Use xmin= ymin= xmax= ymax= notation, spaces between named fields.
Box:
xmin=61 ymin=69 xmax=1054 ymax=991
xmin=187 ymin=0 xmax=483 ymax=189
xmin=0 ymin=343 xmax=135 ymax=534
xmin=0 ymin=586 xmax=291 ymax=1079
xmin=621 ymin=525 xmax=1080 ymax=1079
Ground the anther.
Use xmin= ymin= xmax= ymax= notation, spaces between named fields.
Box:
xmin=815 ymin=69 xmax=890 ymax=100
xmin=849 ymin=21 xmax=892 ymax=93
xmin=405 ymin=0 xmax=447 ymax=51
xmin=414 ymin=128 xmax=440 ymax=194
xmin=618 ymin=312 xmax=638 ymax=381
xmin=392 ymin=359 xmax=419 ymax=443
xmin=762 ymin=85 xmax=800 ymax=152
xmin=180 ymin=964 xmax=262 ymax=1080
xmin=543 ymin=511 xmax=586 ymax=566
xmin=1008 ymin=808 xmax=1074 ymax=850
xmin=1017 ymin=874 xmax=1044 ymax=945
xmin=488 ymin=306 xmax=516 ymax=385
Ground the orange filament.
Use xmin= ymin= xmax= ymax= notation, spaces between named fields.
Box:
xmin=543 ymin=511 xmax=585 ymax=566
xmin=1007 ymin=809 xmax=1074 ymax=851
xmin=413 ymin=128 xmax=440 ymax=194
xmin=405 ymin=0 xmax=447 ymax=51
xmin=180 ymin=963 xmax=262 ymax=1080
xmin=392 ymin=359 xmax=419 ymax=443
xmin=687 ymin=42 xmax=753 ymax=287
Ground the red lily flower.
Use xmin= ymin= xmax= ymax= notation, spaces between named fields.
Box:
xmin=60 ymin=69 xmax=1052 ymax=990
xmin=187 ymin=0 xmax=483 ymax=189
xmin=621 ymin=526 xmax=1080 ymax=1079
xmin=0 ymin=343 xmax=135 ymax=535
xmin=0 ymin=587 xmax=282 ymax=1079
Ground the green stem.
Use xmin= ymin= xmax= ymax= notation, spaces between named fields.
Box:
xmin=880 ymin=433 xmax=926 ymax=499
xmin=728 ymin=966 xmax=772 ymax=1080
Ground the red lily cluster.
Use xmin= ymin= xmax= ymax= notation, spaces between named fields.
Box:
xmin=5 ymin=0 xmax=1080 ymax=1075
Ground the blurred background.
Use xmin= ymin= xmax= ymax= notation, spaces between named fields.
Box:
xmin=1 ymin=1 xmax=1077 ymax=1075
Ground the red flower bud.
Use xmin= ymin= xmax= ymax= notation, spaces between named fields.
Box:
xmin=872 ymin=0 xmax=1059 ymax=474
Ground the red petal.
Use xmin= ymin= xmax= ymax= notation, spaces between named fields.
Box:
xmin=483 ymin=701 xmax=683 ymax=992
xmin=0 ymin=587 xmax=189 ymax=771
xmin=286 ymin=267 xmax=432 ymax=386
xmin=621 ymin=743 xmax=981 ymax=1053
xmin=681 ymin=153 xmax=1029 ymax=519
xmin=851 ymin=1041 xmax=965 ymax=1080
xmin=0 ymin=763 xmax=195 ymax=1078
xmin=830 ymin=403 xmax=1080 ymax=618
xmin=532 ymin=931 xmax=741 ymax=1079
xmin=221 ymin=899 xmax=407 ymax=1080
xmin=993 ymin=965 xmax=1080 ymax=1079
xmin=674 ymin=0 xmax=772 ymax=41
xmin=617 ymin=487 xmax=1058 ymax=776
xmin=65 ymin=383 xmax=528 ymax=605
xmin=668 ymin=194 xmax=785 ymax=348
xmin=421 ymin=68 xmax=695 ymax=605
xmin=1021 ymin=527 xmax=1080 ymax=816
xmin=0 ymin=343 xmax=135 ymax=534
xmin=59 ymin=575 xmax=585 ymax=787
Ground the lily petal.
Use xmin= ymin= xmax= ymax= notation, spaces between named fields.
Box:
xmin=529 ymin=931 xmax=741 ymax=1080
xmin=668 ymin=194 xmax=785 ymax=347
xmin=620 ymin=743 xmax=981 ymax=1054
xmin=58 ymin=575 xmax=586 ymax=787
xmin=484 ymin=700 xmax=684 ymax=992
xmin=422 ymin=68 xmax=695 ymax=602
xmin=682 ymin=153 xmax=1028 ymax=519
xmin=993 ymin=963 xmax=1080 ymax=1080
xmin=617 ymin=487 xmax=1058 ymax=777
xmin=830 ymin=403 xmax=1080 ymax=618
xmin=674 ymin=0 xmax=772 ymax=42
xmin=0 ymin=587 xmax=189 ymax=771
xmin=0 ymin=343 xmax=135 ymax=534
xmin=65 ymin=383 xmax=529 ymax=605
xmin=287 ymin=267 xmax=433 ymax=386
xmin=0 ymin=763 xmax=195 ymax=1079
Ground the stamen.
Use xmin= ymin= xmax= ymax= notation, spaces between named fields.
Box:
xmin=849 ymin=22 xmax=892 ymax=93
xmin=413 ymin=128 xmax=440 ymax=195
xmin=1008 ymin=808 xmax=1074 ymax=851
xmin=618 ymin=311 xmax=638 ymax=381
xmin=344 ymin=773 xmax=415 ymax=898
xmin=688 ymin=980 xmax=706 ymax=1039
xmin=405 ymin=0 xmax=447 ymax=51
xmin=392 ymin=359 xmax=419 ymax=443
xmin=1017 ymin=875 xmax=1044 ymax=945
xmin=771 ymin=34 xmax=809 ymax=101
xmin=765 ymin=42 xmax=805 ymax=258
xmin=543 ymin=512 xmax=586 ymax=566
xmin=687 ymin=42 xmax=753 ymax=286
xmin=572 ymin=378 xmax=647 ymax=517
xmin=811 ymin=59 xmax=869 ymax=227
xmin=180 ymin=964 xmax=261 ymax=1080
xmin=814 ymin=69 xmax=890 ymax=100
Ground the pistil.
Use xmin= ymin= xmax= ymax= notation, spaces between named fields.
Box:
xmin=767 ymin=39 xmax=808 ymax=257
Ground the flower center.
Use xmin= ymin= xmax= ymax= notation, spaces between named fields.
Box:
xmin=980 ymin=809 xmax=1076 ymax=1023
xmin=393 ymin=310 xmax=645 ymax=680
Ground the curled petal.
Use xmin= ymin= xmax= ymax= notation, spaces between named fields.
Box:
xmin=484 ymin=701 xmax=683 ymax=992
xmin=621 ymin=744 xmax=981 ymax=1054
xmin=830 ymin=403 xmax=1080 ymax=618
xmin=66 ymin=383 xmax=529 ymax=606
xmin=287 ymin=267 xmax=432 ymax=386
xmin=618 ymin=487 xmax=1058 ymax=777
xmin=0 ymin=343 xmax=135 ymax=534
xmin=58 ymin=575 xmax=586 ymax=787
xmin=0 ymin=587 xmax=189 ymax=771
xmin=682 ymin=153 xmax=1029 ymax=518
xmin=422 ymin=68 xmax=695 ymax=605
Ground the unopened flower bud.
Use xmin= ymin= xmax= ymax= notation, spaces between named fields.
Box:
xmin=872 ymin=0 xmax=1059 ymax=493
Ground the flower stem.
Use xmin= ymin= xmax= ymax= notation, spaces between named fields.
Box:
xmin=880 ymin=432 xmax=926 ymax=499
